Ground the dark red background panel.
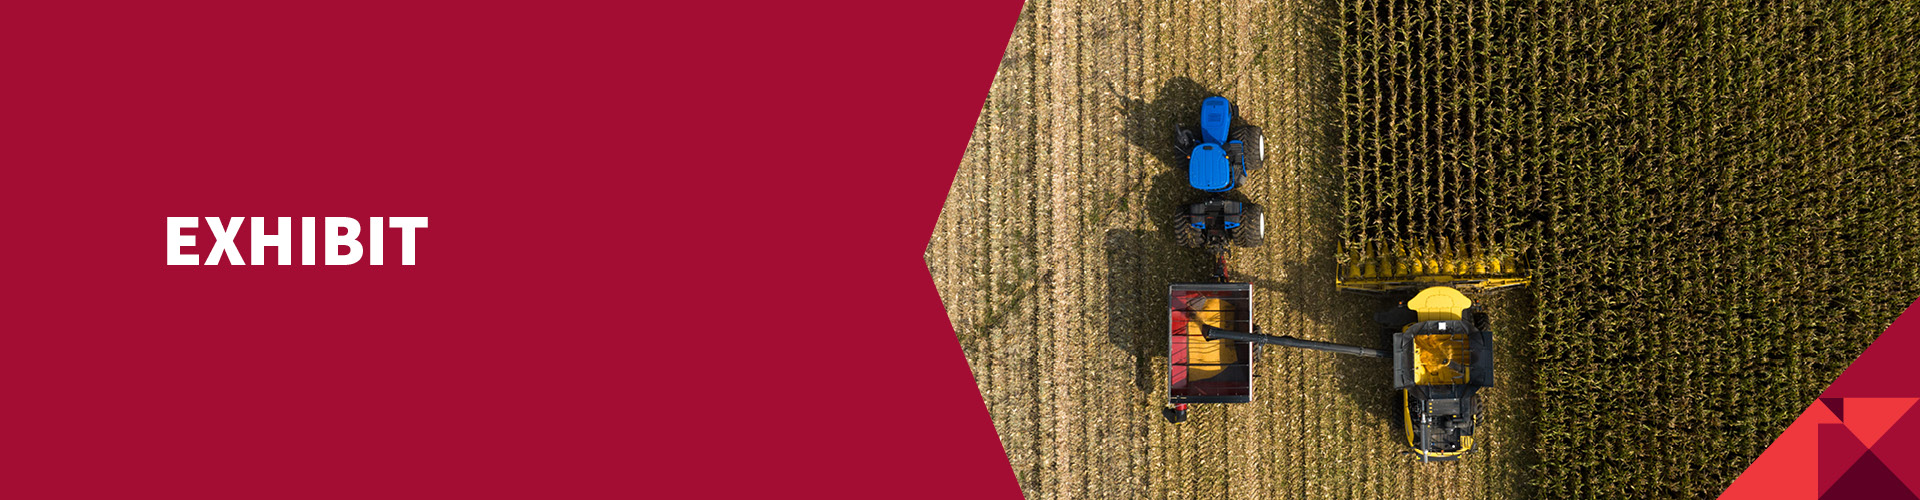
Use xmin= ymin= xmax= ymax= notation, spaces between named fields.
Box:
xmin=2 ymin=2 xmax=1024 ymax=498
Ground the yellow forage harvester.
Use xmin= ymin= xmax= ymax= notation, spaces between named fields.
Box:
xmin=1336 ymin=240 xmax=1531 ymax=294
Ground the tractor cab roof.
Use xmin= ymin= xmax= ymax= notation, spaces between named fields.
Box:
xmin=1188 ymin=144 xmax=1232 ymax=192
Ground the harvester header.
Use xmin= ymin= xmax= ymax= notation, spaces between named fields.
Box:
xmin=1336 ymin=241 xmax=1530 ymax=293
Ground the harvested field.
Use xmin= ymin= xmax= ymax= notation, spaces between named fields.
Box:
xmin=928 ymin=0 xmax=1920 ymax=499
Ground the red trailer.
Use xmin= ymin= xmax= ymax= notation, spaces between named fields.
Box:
xmin=1164 ymin=283 xmax=1255 ymax=422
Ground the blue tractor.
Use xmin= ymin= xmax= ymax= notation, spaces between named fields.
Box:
xmin=1172 ymin=96 xmax=1265 ymax=251
xmin=1175 ymin=96 xmax=1264 ymax=193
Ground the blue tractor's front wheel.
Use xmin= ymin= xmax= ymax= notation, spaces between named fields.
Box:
xmin=1231 ymin=126 xmax=1265 ymax=172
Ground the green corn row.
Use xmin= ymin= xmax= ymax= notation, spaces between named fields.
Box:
xmin=1339 ymin=0 xmax=1538 ymax=275
xmin=1338 ymin=0 xmax=1920 ymax=497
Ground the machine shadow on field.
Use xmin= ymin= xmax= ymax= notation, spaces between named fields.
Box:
xmin=1474 ymin=291 xmax=1544 ymax=492
xmin=1223 ymin=203 xmax=1394 ymax=425
xmin=1323 ymin=290 xmax=1413 ymax=424
xmin=1283 ymin=10 xmax=1407 ymax=426
xmin=1103 ymin=171 xmax=1215 ymax=397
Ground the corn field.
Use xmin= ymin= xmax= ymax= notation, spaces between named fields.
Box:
xmin=1339 ymin=0 xmax=1920 ymax=497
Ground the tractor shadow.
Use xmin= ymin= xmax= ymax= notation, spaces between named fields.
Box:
xmin=1103 ymin=171 xmax=1216 ymax=397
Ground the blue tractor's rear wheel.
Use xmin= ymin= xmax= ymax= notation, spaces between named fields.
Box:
xmin=1233 ymin=202 xmax=1264 ymax=248
xmin=1171 ymin=212 xmax=1205 ymax=248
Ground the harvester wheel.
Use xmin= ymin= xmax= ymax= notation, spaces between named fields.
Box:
xmin=1471 ymin=310 xmax=1492 ymax=332
xmin=1230 ymin=126 xmax=1264 ymax=171
xmin=1233 ymin=203 xmax=1265 ymax=248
